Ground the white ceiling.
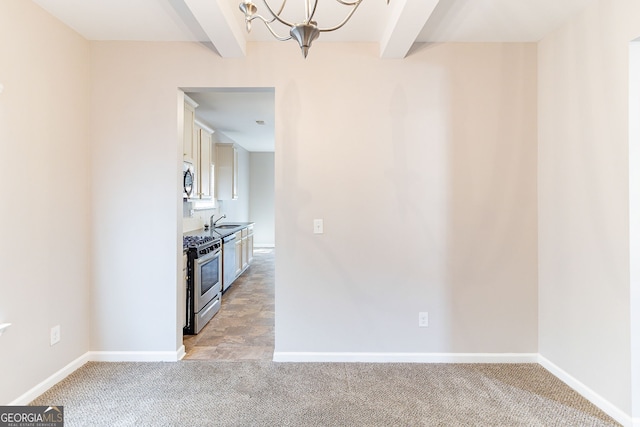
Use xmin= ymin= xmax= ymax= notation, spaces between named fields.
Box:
xmin=31 ymin=0 xmax=597 ymax=47
xmin=416 ymin=0 xmax=597 ymax=42
xmin=31 ymin=0 xmax=595 ymax=152
xmin=186 ymin=89 xmax=275 ymax=152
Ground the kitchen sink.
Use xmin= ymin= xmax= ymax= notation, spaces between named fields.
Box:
xmin=215 ymin=224 xmax=241 ymax=229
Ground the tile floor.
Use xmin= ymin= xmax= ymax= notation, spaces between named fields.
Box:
xmin=183 ymin=248 xmax=275 ymax=360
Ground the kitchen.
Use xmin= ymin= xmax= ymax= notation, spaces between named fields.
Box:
xmin=180 ymin=89 xmax=275 ymax=354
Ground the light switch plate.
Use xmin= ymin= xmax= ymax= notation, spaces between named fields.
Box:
xmin=313 ymin=219 xmax=323 ymax=234
xmin=419 ymin=312 xmax=429 ymax=327
xmin=50 ymin=325 xmax=61 ymax=346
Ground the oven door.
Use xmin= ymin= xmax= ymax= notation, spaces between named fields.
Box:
xmin=194 ymin=249 xmax=222 ymax=313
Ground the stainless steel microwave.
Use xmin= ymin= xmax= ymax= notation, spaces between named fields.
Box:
xmin=183 ymin=161 xmax=194 ymax=198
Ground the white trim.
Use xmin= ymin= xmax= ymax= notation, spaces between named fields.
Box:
xmin=176 ymin=345 xmax=186 ymax=361
xmin=254 ymin=244 xmax=275 ymax=249
xmin=88 ymin=350 xmax=184 ymax=362
xmin=194 ymin=119 xmax=215 ymax=135
xmin=183 ymin=94 xmax=198 ymax=109
xmin=538 ymin=355 xmax=634 ymax=427
xmin=8 ymin=348 xmax=185 ymax=405
xmin=9 ymin=352 xmax=90 ymax=405
xmin=272 ymin=352 xmax=538 ymax=364
xmin=629 ymin=40 xmax=640 ymax=427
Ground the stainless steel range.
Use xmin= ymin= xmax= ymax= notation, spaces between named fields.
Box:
xmin=183 ymin=235 xmax=222 ymax=334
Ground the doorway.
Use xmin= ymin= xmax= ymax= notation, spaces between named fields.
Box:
xmin=180 ymin=87 xmax=276 ymax=360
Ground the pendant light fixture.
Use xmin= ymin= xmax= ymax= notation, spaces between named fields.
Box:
xmin=239 ymin=0 xmax=389 ymax=58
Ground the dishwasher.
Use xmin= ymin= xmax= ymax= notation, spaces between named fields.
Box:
xmin=222 ymin=234 xmax=237 ymax=292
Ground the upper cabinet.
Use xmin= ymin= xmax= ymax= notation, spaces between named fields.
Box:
xmin=195 ymin=121 xmax=214 ymax=200
xmin=183 ymin=96 xmax=198 ymax=164
xmin=216 ymin=144 xmax=238 ymax=200
xmin=183 ymin=94 xmax=215 ymax=200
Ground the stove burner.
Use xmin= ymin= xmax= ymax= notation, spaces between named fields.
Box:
xmin=183 ymin=235 xmax=216 ymax=249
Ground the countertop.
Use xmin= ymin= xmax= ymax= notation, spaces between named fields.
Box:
xmin=183 ymin=222 xmax=254 ymax=240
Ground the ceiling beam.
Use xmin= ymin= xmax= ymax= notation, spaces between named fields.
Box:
xmin=379 ymin=0 xmax=440 ymax=59
xmin=184 ymin=0 xmax=246 ymax=58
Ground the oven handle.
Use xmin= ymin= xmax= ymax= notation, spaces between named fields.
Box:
xmin=195 ymin=248 xmax=220 ymax=266
xmin=199 ymin=297 xmax=220 ymax=319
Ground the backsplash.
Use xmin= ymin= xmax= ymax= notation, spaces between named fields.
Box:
xmin=183 ymin=200 xmax=218 ymax=233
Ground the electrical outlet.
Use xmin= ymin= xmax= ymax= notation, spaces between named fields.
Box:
xmin=418 ymin=312 xmax=429 ymax=328
xmin=313 ymin=219 xmax=323 ymax=234
xmin=50 ymin=325 xmax=61 ymax=346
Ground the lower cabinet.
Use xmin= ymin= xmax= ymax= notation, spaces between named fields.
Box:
xmin=234 ymin=231 xmax=243 ymax=277
xmin=232 ymin=225 xmax=254 ymax=280
xmin=241 ymin=227 xmax=248 ymax=271
xmin=247 ymin=225 xmax=254 ymax=265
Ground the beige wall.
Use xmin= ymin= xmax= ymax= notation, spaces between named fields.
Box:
xmin=88 ymin=46 xmax=183 ymax=352
xmin=0 ymin=0 xmax=91 ymax=404
xmin=87 ymin=40 xmax=538 ymax=358
xmin=538 ymin=0 xmax=640 ymax=417
xmin=274 ymin=43 xmax=538 ymax=354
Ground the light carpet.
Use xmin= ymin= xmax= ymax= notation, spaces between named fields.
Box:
xmin=31 ymin=361 xmax=619 ymax=426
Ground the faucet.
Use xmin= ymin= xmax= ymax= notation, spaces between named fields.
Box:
xmin=210 ymin=213 xmax=226 ymax=229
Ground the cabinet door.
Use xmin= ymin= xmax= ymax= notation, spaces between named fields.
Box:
xmin=246 ymin=225 xmax=254 ymax=264
xmin=192 ymin=124 xmax=202 ymax=197
xmin=232 ymin=148 xmax=238 ymax=200
xmin=247 ymin=234 xmax=254 ymax=265
xmin=234 ymin=239 xmax=243 ymax=276
xmin=216 ymin=144 xmax=238 ymax=200
xmin=241 ymin=237 xmax=248 ymax=270
xmin=183 ymin=103 xmax=196 ymax=163
xmin=198 ymin=129 xmax=212 ymax=198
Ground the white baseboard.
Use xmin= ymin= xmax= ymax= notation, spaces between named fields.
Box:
xmin=538 ymin=355 xmax=634 ymax=427
xmin=88 ymin=349 xmax=184 ymax=362
xmin=9 ymin=352 xmax=90 ymax=405
xmin=272 ymin=352 xmax=539 ymax=363
xmin=8 ymin=348 xmax=185 ymax=405
xmin=176 ymin=345 xmax=186 ymax=360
